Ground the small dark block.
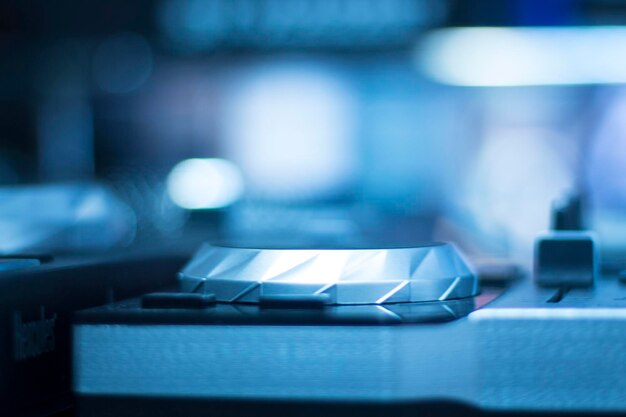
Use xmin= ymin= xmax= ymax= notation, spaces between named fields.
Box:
xmin=0 ymin=253 xmax=54 ymax=263
xmin=535 ymin=232 xmax=597 ymax=288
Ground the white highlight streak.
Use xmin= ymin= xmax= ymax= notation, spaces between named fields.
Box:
xmin=420 ymin=26 xmax=626 ymax=87
xmin=470 ymin=308 xmax=626 ymax=321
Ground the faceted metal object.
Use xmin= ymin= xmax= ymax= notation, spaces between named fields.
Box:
xmin=179 ymin=243 xmax=478 ymax=305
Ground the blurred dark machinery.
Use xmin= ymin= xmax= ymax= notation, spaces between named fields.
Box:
xmin=4 ymin=1 xmax=626 ymax=417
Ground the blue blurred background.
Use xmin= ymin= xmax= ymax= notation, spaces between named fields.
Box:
xmin=1 ymin=0 xmax=626 ymax=265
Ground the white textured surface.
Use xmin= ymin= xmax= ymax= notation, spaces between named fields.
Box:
xmin=74 ymin=311 xmax=626 ymax=411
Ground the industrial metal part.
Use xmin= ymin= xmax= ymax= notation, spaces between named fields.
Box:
xmin=535 ymin=231 xmax=598 ymax=288
xmin=179 ymin=243 xmax=478 ymax=305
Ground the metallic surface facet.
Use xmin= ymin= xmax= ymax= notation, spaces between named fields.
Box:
xmin=179 ymin=243 xmax=478 ymax=305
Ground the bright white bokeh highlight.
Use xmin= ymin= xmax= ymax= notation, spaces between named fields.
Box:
xmin=224 ymin=63 xmax=357 ymax=201
xmin=166 ymin=158 xmax=244 ymax=209
xmin=419 ymin=26 xmax=626 ymax=86
xmin=459 ymin=128 xmax=574 ymax=259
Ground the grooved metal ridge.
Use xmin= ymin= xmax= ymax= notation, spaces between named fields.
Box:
xmin=179 ymin=243 xmax=478 ymax=305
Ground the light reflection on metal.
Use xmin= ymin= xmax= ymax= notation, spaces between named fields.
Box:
xmin=180 ymin=243 xmax=478 ymax=305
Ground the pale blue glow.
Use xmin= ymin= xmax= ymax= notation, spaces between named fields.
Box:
xmin=419 ymin=27 xmax=626 ymax=86
xmin=586 ymin=88 xmax=626 ymax=250
xmin=470 ymin=308 xmax=626 ymax=321
xmin=588 ymin=88 xmax=626 ymax=208
xmin=224 ymin=63 xmax=357 ymax=200
xmin=458 ymin=126 xmax=574 ymax=260
xmin=166 ymin=158 xmax=244 ymax=209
